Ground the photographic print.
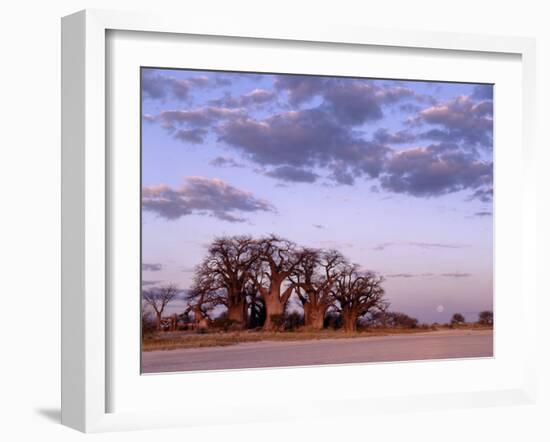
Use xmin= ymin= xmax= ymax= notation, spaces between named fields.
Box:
xmin=140 ymin=68 xmax=493 ymax=373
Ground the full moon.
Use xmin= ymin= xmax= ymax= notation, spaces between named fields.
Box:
xmin=436 ymin=305 xmax=445 ymax=313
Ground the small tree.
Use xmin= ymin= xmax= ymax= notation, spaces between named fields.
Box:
xmin=450 ymin=313 xmax=465 ymax=327
xmin=142 ymin=283 xmax=179 ymax=331
xmin=478 ymin=310 xmax=493 ymax=326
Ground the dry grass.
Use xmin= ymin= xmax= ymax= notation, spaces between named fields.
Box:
xmin=140 ymin=325 xmax=487 ymax=352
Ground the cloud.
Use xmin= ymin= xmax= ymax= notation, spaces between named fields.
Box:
xmin=379 ymin=144 xmax=492 ymax=197
xmin=144 ymin=73 xmax=493 ymax=202
xmin=373 ymin=128 xmax=416 ymax=145
xmin=274 ymin=75 xmax=328 ymax=105
xmin=313 ymin=224 xmax=324 ymax=229
xmin=374 ymin=241 xmax=469 ymax=251
xmin=174 ymin=128 xmax=208 ymax=144
xmin=323 ymin=81 xmax=385 ymax=124
xmin=399 ymin=103 xmax=423 ymax=113
xmin=274 ymin=77 xmax=419 ymax=121
xmin=326 ymin=82 xmax=421 ymax=125
xmin=385 ymin=273 xmax=435 ymax=278
xmin=142 ymin=263 xmax=162 ymax=271
xmin=211 ymin=73 xmax=263 ymax=87
xmin=218 ymin=108 xmax=390 ymax=185
xmin=317 ymin=240 xmax=354 ymax=249
xmin=264 ymin=166 xmax=319 ymax=183
xmin=385 ymin=272 xmax=470 ymax=278
xmin=210 ymin=89 xmax=276 ymax=108
xmin=209 ymin=156 xmax=244 ymax=168
xmin=141 ymin=70 xmax=210 ymax=100
xmin=159 ymin=106 xmax=244 ymax=130
xmin=142 ymin=176 xmax=275 ymax=222
xmin=473 ymin=211 xmax=492 ymax=217
xmin=142 ymin=280 xmax=161 ymax=286
xmin=440 ymin=272 xmax=472 ymax=278
xmin=469 ymin=187 xmax=493 ymax=203
xmin=472 ymin=85 xmax=493 ymax=100
xmin=413 ymin=95 xmax=493 ymax=148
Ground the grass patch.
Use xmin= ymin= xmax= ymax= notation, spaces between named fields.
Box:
xmin=141 ymin=325 xmax=490 ymax=352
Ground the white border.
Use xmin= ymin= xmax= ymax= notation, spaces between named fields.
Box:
xmin=61 ymin=9 xmax=537 ymax=433
xmin=109 ymin=28 xmax=520 ymax=412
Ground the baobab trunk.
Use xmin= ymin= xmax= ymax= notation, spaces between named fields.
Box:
xmin=155 ymin=311 xmax=162 ymax=331
xmin=190 ymin=306 xmax=209 ymax=330
xmin=227 ymin=301 xmax=246 ymax=326
xmin=342 ymin=309 xmax=358 ymax=332
xmin=263 ymin=291 xmax=286 ymax=331
xmin=303 ymin=302 xmax=326 ymax=330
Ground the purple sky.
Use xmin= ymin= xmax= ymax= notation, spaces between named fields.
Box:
xmin=141 ymin=68 xmax=493 ymax=323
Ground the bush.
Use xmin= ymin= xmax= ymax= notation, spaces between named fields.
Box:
xmin=269 ymin=314 xmax=286 ymax=331
xmin=141 ymin=311 xmax=156 ymax=335
xmin=210 ymin=314 xmax=239 ymax=331
xmin=450 ymin=313 xmax=465 ymax=327
xmin=478 ymin=310 xmax=493 ymax=326
xmin=385 ymin=312 xmax=419 ymax=328
xmin=324 ymin=311 xmax=343 ymax=330
xmin=284 ymin=312 xmax=304 ymax=331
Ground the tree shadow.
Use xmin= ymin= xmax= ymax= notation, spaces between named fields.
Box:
xmin=35 ymin=408 xmax=61 ymax=423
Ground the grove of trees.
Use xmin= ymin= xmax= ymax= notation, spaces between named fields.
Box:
xmin=141 ymin=235 xmax=495 ymax=333
xmin=183 ymin=234 xmax=387 ymax=332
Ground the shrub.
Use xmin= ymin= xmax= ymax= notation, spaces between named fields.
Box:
xmin=450 ymin=313 xmax=465 ymax=327
xmin=324 ymin=311 xmax=343 ymax=330
xmin=210 ymin=314 xmax=239 ymax=331
xmin=385 ymin=312 xmax=419 ymax=329
xmin=269 ymin=314 xmax=286 ymax=331
xmin=141 ymin=311 xmax=156 ymax=335
xmin=284 ymin=312 xmax=304 ymax=331
xmin=478 ymin=310 xmax=493 ymax=326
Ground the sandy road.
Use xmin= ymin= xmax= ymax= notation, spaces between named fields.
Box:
xmin=141 ymin=329 xmax=493 ymax=373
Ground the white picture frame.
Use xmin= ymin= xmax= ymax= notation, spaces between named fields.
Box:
xmin=61 ymin=9 xmax=538 ymax=433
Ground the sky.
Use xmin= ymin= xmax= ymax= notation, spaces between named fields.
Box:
xmin=141 ymin=67 xmax=493 ymax=324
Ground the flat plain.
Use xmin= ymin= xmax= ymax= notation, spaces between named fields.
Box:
xmin=141 ymin=329 xmax=493 ymax=373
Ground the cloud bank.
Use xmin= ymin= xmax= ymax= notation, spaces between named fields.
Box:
xmin=142 ymin=69 xmax=493 ymax=202
xmin=142 ymin=176 xmax=275 ymax=223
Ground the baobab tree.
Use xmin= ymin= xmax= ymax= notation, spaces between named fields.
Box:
xmin=189 ymin=236 xmax=257 ymax=326
xmin=331 ymin=265 xmax=386 ymax=332
xmin=142 ymin=283 xmax=179 ymax=331
xmin=253 ymin=235 xmax=305 ymax=331
xmin=292 ymin=248 xmax=346 ymax=329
